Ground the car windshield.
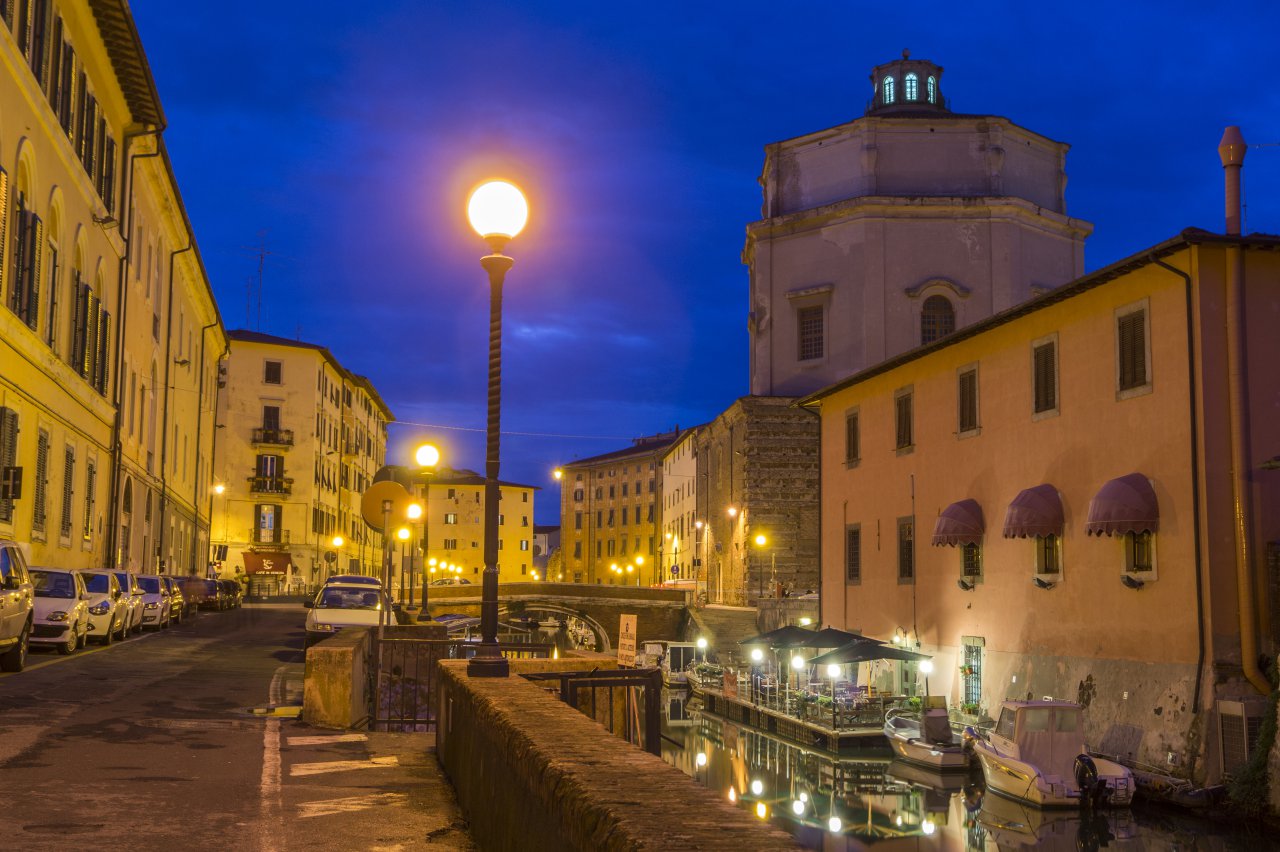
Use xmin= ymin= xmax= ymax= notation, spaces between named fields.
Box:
xmin=32 ymin=571 xmax=76 ymax=598
xmin=138 ymin=576 xmax=162 ymax=594
xmin=326 ymin=576 xmax=380 ymax=586
xmin=113 ymin=573 xmax=132 ymax=591
xmin=316 ymin=588 xmax=382 ymax=610
xmin=84 ymin=574 xmax=112 ymax=594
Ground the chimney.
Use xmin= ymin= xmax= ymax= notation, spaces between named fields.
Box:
xmin=1218 ymin=126 xmax=1247 ymax=235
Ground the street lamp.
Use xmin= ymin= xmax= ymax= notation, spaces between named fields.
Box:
xmin=753 ymin=533 xmax=772 ymax=601
xmin=464 ymin=179 xmax=527 ymax=678
xmin=413 ymin=442 xmax=440 ymax=611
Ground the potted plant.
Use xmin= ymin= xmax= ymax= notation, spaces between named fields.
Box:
xmin=959 ymin=664 xmax=975 ymax=676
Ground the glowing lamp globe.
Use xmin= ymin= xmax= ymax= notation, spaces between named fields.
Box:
xmin=415 ymin=443 xmax=440 ymax=468
xmin=750 ymin=648 xmax=764 ymax=663
xmin=213 ymin=483 xmax=225 ymax=495
xmin=467 ymin=180 xmax=528 ymax=241
xmin=791 ymin=655 xmax=805 ymax=670
xmin=919 ymin=659 xmax=934 ymax=674
xmin=396 ymin=527 xmax=411 ymax=541
xmin=696 ymin=637 xmax=708 ymax=651
xmin=828 ymin=817 xmax=842 ymax=833
xmin=827 ymin=664 xmax=841 ymax=678
xmin=791 ymin=800 xmax=804 ymax=816
xmin=332 ymin=536 xmax=344 ymax=548
xmin=750 ymin=779 xmax=763 ymax=796
xmin=406 ymin=503 xmax=423 ymax=520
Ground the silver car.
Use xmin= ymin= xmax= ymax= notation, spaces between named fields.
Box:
xmin=29 ymin=569 xmax=90 ymax=655
xmin=79 ymin=570 xmax=127 ymax=644
xmin=113 ymin=571 xmax=146 ymax=635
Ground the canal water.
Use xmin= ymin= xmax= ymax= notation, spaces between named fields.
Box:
xmin=659 ymin=689 xmax=1279 ymax=850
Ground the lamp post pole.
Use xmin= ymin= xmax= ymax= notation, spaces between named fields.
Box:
xmin=465 ymin=180 xmax=527 ymax=678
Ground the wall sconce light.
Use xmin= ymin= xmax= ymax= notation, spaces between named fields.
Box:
xmin=956 ymin=578 xmax=974 ymax=592
xmin=1120 ymin=574 xmax=1145 ymax=590
xmin=1032 ymin=576 xmax=1056 ymax=590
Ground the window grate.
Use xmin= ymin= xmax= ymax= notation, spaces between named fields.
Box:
xmin=797 ymin=306 xmax=823 ymax=361
xmin=845 ymin=525 xmax=861 ymax=584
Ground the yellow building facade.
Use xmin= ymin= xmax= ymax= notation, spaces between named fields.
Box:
xmin=210 ymin=331 xmax=391 ymax=593
xmin=417 ymin=468 xmax=536 ymax=586
xmin=0 ymin=1 xmax=224 ymax=574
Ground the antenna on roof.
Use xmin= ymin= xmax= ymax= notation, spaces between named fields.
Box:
xmin=240 ymin=230 xmax=273 ymax=331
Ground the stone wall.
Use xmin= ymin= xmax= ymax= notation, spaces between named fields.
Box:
xmin=436 ymin=660 xmax=800 ymax=851
xmin=303 ymin=628 xmax=371 ymax=729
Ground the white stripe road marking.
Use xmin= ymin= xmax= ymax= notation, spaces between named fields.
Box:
xmin=289 ymin=756 xmax=400 ymax=777
xmin=258 ymin=665 xmax=287 ymax=851
xmin=287 ymin=734 xmax=368 ymax=746
xmin=297 ymin=792 xmax=407 ymax=819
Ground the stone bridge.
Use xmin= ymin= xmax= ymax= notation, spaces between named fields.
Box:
xmin=422 ymin=583 xmax=690 ymax=652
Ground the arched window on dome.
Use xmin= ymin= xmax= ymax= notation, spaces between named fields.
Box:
xmin=905 ymin=73 xmax=918 ymax=101
xmin=927 ymin=76 xmax=937 ymax=104
xmin=921 ymin=295 xmax=956 ymax=345
xmin=882 ymin=76 xmax=895 ymax=104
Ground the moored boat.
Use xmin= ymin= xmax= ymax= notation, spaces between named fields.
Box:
xmin=883 ymin=706 xmax=970 ymax=771
xmin=972 ymin=699 xmax=1134 ymax=808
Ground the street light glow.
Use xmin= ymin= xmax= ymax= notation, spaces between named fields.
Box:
xmin=396 ymin=527 xmax=411 ymax=541
xmin=919 ymin=659 xmax=934 ymax=674
xmin=414 ymin=443 xmax=440 ymax=468
xmin=754 ymin=533 xmax=767 ymax=547
xmin=827 ymin=663 xmax=841 ymax=678
xmin=727 ymin=506 xmax=737 ymax=517
xmin=696 ymin=637 xmax=708 ymax=650
xmin=750 ymin=648 xmax=764 ymax=662
xmin=750 ymin=779 xmax=764 ymax=796
xmin=213 ymin=483 xmax=225 ymax=495
xmin=467 ymin=180 xmax=528 ymax=240
xmin=695 ymin=520 xmax=703 ymax=529
xmin=332 ymin=536 xmax=344 ymax=548
xmin=406 ymin=503 xmax=423 ymax=520
xmin=791 ymin=654 xmax=805 ymax=670
xmin=553 ymin=467 xmax=563 ymax=480
xmin=828 ymin=817 xmax=842 ymax=833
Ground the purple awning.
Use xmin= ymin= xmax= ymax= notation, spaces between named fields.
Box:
xmin=1086 ymin=473 xmax=1159 ymax=536
xmin=931 ymin=499 xmax=984 ymax=547
xmin=1003 ymin=484 xmax=1064 ymax=538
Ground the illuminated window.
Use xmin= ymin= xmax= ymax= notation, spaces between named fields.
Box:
xmin=1125 ymin=531 xmax=1154 ymax=573
xmin=927 ymin=76 xmax=937 ymax=104
xmin=921 ymin=295 xmax=955 ymax=344
xmin=905 ymin=73 xmax=918 ymax=101
xmin=882 ymin=75 xmax=895 ymax=104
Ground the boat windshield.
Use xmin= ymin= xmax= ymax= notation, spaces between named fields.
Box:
xmin=995 ymin=707 xmax=1016 ymax=739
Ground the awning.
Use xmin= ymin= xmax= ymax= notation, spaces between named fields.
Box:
xmin=1003 ymin=484 xmax=1064 ymax=538
xmin=243 ymin=551 xmax=294 ymax=574
xmin=738 ymin=625 xmax=815 ymax=648
xmin=801 ymin=627 xmax=886 ymax=649
xmin=810 ymin=641 xmax=932 ymax=666
xmin=931 ymin=499 xmax=984 ymax=546
xmin=1086 ymin=473 xmax=1159 ymax=536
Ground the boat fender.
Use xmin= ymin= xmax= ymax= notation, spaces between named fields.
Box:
xmin=1074 ymin=754 xmax=1102 ymax=805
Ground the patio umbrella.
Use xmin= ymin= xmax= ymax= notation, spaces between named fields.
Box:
xmin=737 ymin=624 xmax=815 ymax=648
xmin=801 ymin=627 xmax=885 ymax=649
xmin=810 ymin=641 xmax=932 ymax=666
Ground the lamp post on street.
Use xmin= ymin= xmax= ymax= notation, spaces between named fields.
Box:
xmin=413 ymin=442 xmax=440 ymax=611
xmin=465 ymin=179 xmax=528 ymax=678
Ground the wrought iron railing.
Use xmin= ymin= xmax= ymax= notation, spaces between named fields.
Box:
xmin=248 ymin=475 xmax=293 ymax=495
xmin=252 ymin=428 xmax=294 ymax=446
xmin=252 ymin=528 xmax=290 ymax=545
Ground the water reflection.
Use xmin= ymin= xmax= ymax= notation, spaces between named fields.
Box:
xmin=660 ymin=689 xmax=1280 ymax=851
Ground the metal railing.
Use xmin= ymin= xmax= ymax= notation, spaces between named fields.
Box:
xmin=370 ymin=636 xmax=554 ymax=732
xmin=251 ymin=528 xmax=290 ymax=545
xmin=252 ymin=427 xmax=294 ymax=446
xmin=248 ymin=475 xmax=293 ymax=495
xmin=524 ymin=667 xmax=663 ymax=755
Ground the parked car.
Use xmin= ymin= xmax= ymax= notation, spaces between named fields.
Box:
xmin=79 ymin=570 xmax=127 ymax=644
xmin=0 ymin=540 xmax=35 ymax=671
xmin=218 ymin=579 xmax=244 ymax=609
xmin=134 ymin=575 xmax=171 ymax=630
xmin=174 ymin=576 xmax=215 ymax=610
xmin=193 ymin=579 xmax=226 ymax=611
xmin=157 ymin=575 xmax=187 ymax=622
xmin=302 ymin=583 xmax=390 ymax=648
xmin=324 ymin=574 xmax=382 ymax=587
xmin=113 ymin=572 xmax=146 ymax=635
xmin=29 ymin=569 xmax=90 ymax=655
xmin=429 ymin=576 xmax=473 ymax=586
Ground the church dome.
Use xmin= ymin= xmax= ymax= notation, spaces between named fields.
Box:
xmin=867 ymin=50 xmax=947 ymax=116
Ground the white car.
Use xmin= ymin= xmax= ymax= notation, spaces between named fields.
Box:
xmin=113 ymin=571 xmax=146 ymax=635
xmin=429 ymin=577 xmax=473 ymax=586
xmin=29 ymin=569 xmax=90 ymax=655
xmin=323 ymin=574 xmax=382 ymax=588
xmin=79 ymin=570 xmax=127 ymax=644
xmin=303 ymin=583 xmax=390 ymax=648
xmin=135 ymin=575 xmax=171 ymax=630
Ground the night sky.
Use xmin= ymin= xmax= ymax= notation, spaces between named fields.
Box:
xmin=131 ymin=2 xmax=1280 ymax=523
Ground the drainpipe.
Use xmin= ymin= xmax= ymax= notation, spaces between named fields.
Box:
xmin=1151 ymin=255 xmax=1207 ymax=712
xmin=156 ymin=242 xmax=194 ymax=572
xmin=191 ymin=321 xmax=223 ymax=574
xmin=105 ymin=127 xmax=162 ymax=570
xmin=1218 ymin=126 xmax=1268 ymax=695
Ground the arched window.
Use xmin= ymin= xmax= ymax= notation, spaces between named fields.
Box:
xmin=882 ymin=76 xmax=895 ymax=104
xmin=921 ymin=295 xmax=956 ymax=344
xmin=905 ymin=73 xmax=918 ymax=101
xmin=927 ymin=76 xmax=937 ymax=104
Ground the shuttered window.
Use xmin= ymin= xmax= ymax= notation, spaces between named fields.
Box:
xmin=895 ymin=391 xmax=913 ymax=449
xmin=44 ymin=245 xmax=57 ymax=348
xmin=32 ymin=429 xmax=48 ymax=534
xmin=962 ymin=543 xmax=983 ymax=580
xmin=1032 ymin=341 xmax=1057 ymax=413
xmin=845 ymin=525 xmax=861 ymax=584
xmin=93 ymin=304 xmax=109 ymax=394
xmin=0 ymin=407 xmax=17 ymax=523
xmin=1117 ymin=309 xmax=1148 ymax=391
xmin=897 ymin=517 xmax=914 ymax=582
xmin=958 ymin=368 xmax=979 ymax=433
xmin=59 ymin=446 xmax=74 ymax=538
xmin=82 ymin=459 xmax=96 ymax=542
xmin=845 ymin=411 xmax=860 ymax=464
xmin=797 ymin=306 xmax=823 ymax=361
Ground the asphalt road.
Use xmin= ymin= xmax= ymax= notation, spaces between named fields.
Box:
xmin=0 ymin=604 xmax=473 ymax=851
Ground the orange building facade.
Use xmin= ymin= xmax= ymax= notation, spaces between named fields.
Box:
xmin=802 ymin=232 xmax=1279 ymax=782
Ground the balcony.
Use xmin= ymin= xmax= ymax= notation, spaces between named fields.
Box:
xmin=248 ymin=476 xmax=293 ymax=495
xmin=252 ymin=428 xmax=294 ymax=446
xmin=251 ymin=528 xmax=291 ymax=548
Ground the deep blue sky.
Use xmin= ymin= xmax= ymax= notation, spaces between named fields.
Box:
xmin=133 ymin=2 xmax=1280 ymax=524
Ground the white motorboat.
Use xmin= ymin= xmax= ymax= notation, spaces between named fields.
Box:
xmin=883 ymin=706 xmax=970 ymax=771
xmin=972 ymin=700 xmax=1134 ymax=809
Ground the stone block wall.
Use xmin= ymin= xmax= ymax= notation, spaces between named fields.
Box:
xmin=436 ymin=660 xmax=800 ymax=851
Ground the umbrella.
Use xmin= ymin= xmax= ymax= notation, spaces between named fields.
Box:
xmin=737 ymin=624 xmax=815 ymax=648
xmin=810 ymin=641 xmax=932 ymax=666
xmin=801 ymin=627 xmax=886 ymax=648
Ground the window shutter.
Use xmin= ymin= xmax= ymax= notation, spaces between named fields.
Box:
xmin=0 ymin=168 xmax=8 ymax=300
xmin=1119 ymin=311 xmax=1146 ymax=390
xmin=959 ymin=369 xmax=977 ymax=432
xmin=69 ymin=276 xmax=85 ymax=372
xmin=32 ymin=429 xmax=47 ymax=532
xmin=59 ymin=446 xmax=74 ymax=537
xmin=30 ymin=0 xmax=47 ymax=87
xmin=102 ymin=135 xmax=116 ymax=213
xmin=0 ymin=406 xmax=17 ymax=522
xmin=1033 ymin=342 xmax=1056 ymax=412
xmin=82 ymin=290 xmax=98 ymax=380
xmin=24 ymin=213 xmax=42 ymax=329
xmin=82 ymin=461 xmax=96 ymax=540
xmin=845 ymin=413 xmax=859 ymax=463
xmin=895 ymin=393 xmax=913 ymax=448
xmin=58 ymin=43 xmax=74 ymax=133
xmin=95 ymin=306 xmax=109 ymax=394
xmin=44 ymin=246 xmax=56 ymax=349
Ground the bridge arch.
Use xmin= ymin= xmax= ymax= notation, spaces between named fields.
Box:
xmin=499 ymin=603 xmax=612 ymax=653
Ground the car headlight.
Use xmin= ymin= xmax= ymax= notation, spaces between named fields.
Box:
xmin=144 ymin=603 xmax=160 ymax=610
xmin=46 ymin=610 xmax=70 ymax=621
xmin=311 ymin=623 xmax=336 ymax=632
xmin=89 ymin=601 xmax=110 ymax=615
